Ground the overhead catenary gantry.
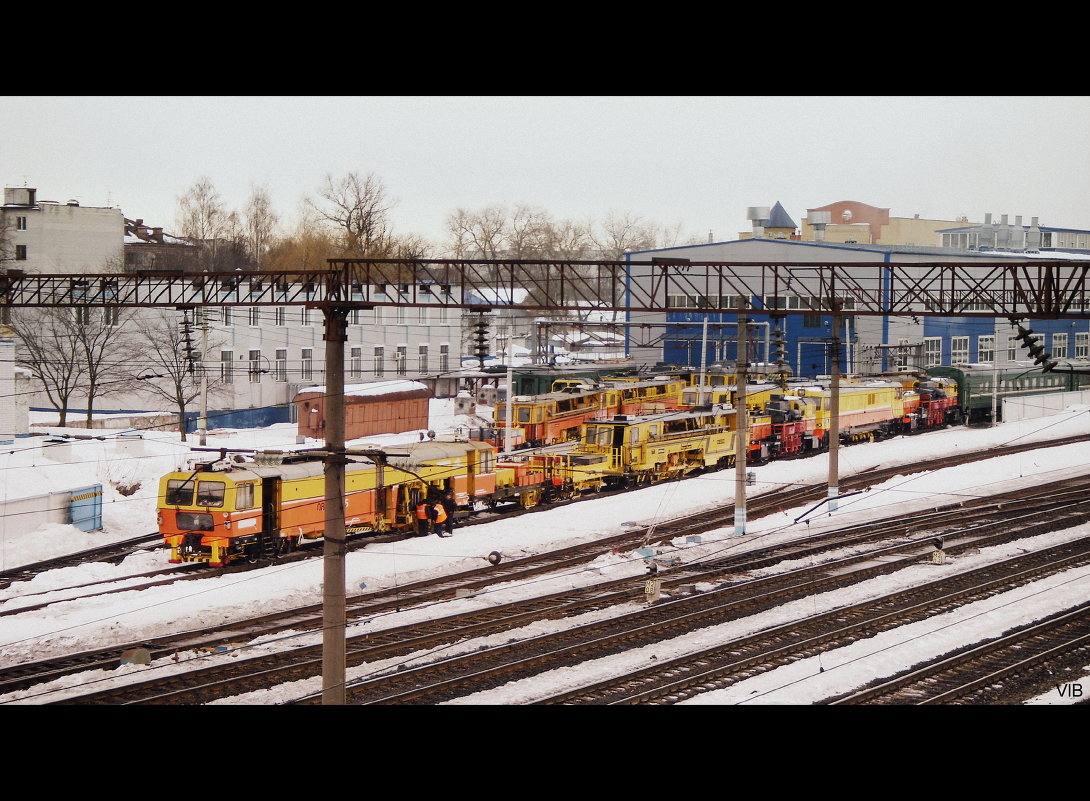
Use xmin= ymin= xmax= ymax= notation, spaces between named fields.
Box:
xmin=4 ymin=256 xmax=1089 ymax=705
xmin=3 ymin=258 xmax=1089 ymax=318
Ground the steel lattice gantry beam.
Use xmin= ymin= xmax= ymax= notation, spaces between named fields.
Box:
xmin=3 ymin=258 xmax=1089 ymax=318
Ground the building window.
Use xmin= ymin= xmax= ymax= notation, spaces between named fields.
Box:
xmin=439 ymin=306 xmax=450 ymax=324
xmin=249 ymin=349 xmax=262 ymax=383
xmin=103 ymin=307 xmax=121 ymax=327
xmin=418 ymin=344 xmax=429 ymax=373
xmin=1052 ymin=333 xmax=1069 ymax=359
xmin=220 ymin=350 xmax=234 ymax=383
xmin=396 ymin=306 xmax=407 ymax=325
xmin=1076 ymin=332 xmax=1089 ymax=360
xmin=923 ymin=337 xmax=942 ymax=366
xmin=274 ymin=348 xmax=288 ymax=382
xmin=274 ymin=306 xmax=286 ymax=326
xmin=951 ymin=336 xmax=969 ymax=364
xmin=977 ymin=335 xmax=995 ymax=364
xmin=440 ymin=343 xmax=449 ymax=372
xmin=374 ymin=307 xmax=383 ymax=324
xmin=248 ymin=307 xmax=261 ymax=327
xmin=418 ymin=306 xmax=429 ymax=325
xmin=301 ymin=348 xmax=313 ymax=380
xmin=395 ymin=345 xmax=407 ymax=376
xmin=300 ymin=307 xmax=312 ymax=326
xmin=896 ymin=338 xmax=910 ymax=369
xmin=16 ymin=216 xmax=27 ymax=230
xmin=73 ymin=307 xmax=91 ymax=325
xmin=350 ymin=347 xmax=362 ymax=379
xmin=374 ymin=345 xmax=384 ymax=376
xmin=15 ymin=245 xmax=27 ymax=260
xmin=1007 ymin=334 xmax=1019 ymax=361
xmin=802 ymin=314 xmax=822 ymax=328
xmin=351 ymin=309 xmax=363 ymax=326
xmin=222 ymin=307 xmax=233 ymax=327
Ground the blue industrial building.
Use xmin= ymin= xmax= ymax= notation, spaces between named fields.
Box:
xmin=623 ymin=226 xmax=1090 ymax=377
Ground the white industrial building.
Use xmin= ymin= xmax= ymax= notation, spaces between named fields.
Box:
xmin=1 ymin=186 xmax=464 ymax=431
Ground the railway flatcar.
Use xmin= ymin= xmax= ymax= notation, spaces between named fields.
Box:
xmin=562 ymin=405 xmax=739 ymax=488
xmin=928 ymin=362 xmax=1090 ymax=424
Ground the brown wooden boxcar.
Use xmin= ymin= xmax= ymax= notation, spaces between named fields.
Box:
xmin=294 ymin=380 xmax=431 ymax=440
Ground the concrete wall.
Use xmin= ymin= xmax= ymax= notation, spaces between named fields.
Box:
xmin=1002 ymin=389 xmax=1090 ymax=422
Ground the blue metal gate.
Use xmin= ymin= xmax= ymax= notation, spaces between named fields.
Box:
xmin=69 ymin=485 xmax=103 ymax=532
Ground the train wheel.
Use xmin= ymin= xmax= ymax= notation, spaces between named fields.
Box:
xmin=245 ymin=545 xmax=260 ymax=564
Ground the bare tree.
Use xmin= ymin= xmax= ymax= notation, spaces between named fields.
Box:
xmin=507 ymin=204 xmax=552 ymax=258
xmin=265 ymin=204 xmax=337 ymax=275
xmin=445 ymin=205 xmax=508 ymax=259
xmin=176 ymin=177 xmax=228 ymax=270
xmin=73 ymin=309 xmax=141 ymax=426
xmin=542 ymin=217 xmax=593 ymax=259
xmin=175 ymin=177 xmax=252 ymax=271
xmin=310 ymin=171 xmax=397 ymax=258
xmin=590 ymin=211 xmax=661 ymax=259
xmin=130 ymin=310 xmax=228 ymax=442
xmin=11 ymin=308 xmax=83 ymax=425
xmin=244 ymin=184 xmax=279 ymax=268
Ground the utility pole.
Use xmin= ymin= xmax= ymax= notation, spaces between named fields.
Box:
xmin=198 ymin=308 xmax=208 ymax=446
xmin=321 ymin=304 xmax=350 ymax=705
xmin=698 ymin=316 xmax=709 ymax=405
xmin=828 ymin=314 xmax=841 ymax=513
xmin=734 ymin=309 xmax=748 ymax=537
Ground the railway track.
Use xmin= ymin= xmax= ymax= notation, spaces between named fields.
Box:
xmin=3 ymin=430 xmax=1089 ymax=704
xmin=27 ymin=479 xmax=1090 ymax=704
xmin=532 ymin=538 xmax=1090 ymax=705
xmin=824 ymin=602 xmax=1090 ymax=705
xmin=6 ymin=429 xmax=1088 ymax=597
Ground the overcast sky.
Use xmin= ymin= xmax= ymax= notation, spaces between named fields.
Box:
xmin=5 ymin=95 xmax=1090 ymax=247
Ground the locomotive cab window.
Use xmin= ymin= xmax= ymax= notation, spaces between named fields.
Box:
xmin=235 ymin=483 xmax=255 ymax=509
xmin=196 ymin=481 xmax=226 ymax=507
xmin=166 ymin=479 xmax=195 ymax=505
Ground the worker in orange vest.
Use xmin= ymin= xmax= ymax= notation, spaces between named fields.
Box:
xmin=431 ymin=500 xmax=449 ymax=537
xmin=415 ymin=500 xmax=430 ymax=536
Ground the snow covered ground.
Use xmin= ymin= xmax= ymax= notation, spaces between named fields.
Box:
xmin=2 ymin=400 xmax=1089 ymax=705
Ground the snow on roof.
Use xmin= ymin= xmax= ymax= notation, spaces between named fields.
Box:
xmin=295 ymin=379 xmax=429 ymax=397
xmin=465 ymin=287 xmax=530 ymax=305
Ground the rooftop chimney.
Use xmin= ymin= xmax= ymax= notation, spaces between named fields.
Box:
xmin=746 ymin=206 xmax=771 ymax=238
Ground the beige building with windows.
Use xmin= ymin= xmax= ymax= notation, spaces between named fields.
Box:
xmin=2 ymin=187 xmax=124 ymax=272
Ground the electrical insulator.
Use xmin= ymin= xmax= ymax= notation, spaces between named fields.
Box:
xmin=473 ymin=316 xmax=490 ymax=364
xmin=1014 ymin=325 xmax=1035 ymax=344
xmin=1017 ymin=325 xmax=1058 ymax=372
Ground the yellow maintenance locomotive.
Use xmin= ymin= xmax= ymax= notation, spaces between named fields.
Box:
xmin=158 ymin=441 xmax=549 ymax=566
